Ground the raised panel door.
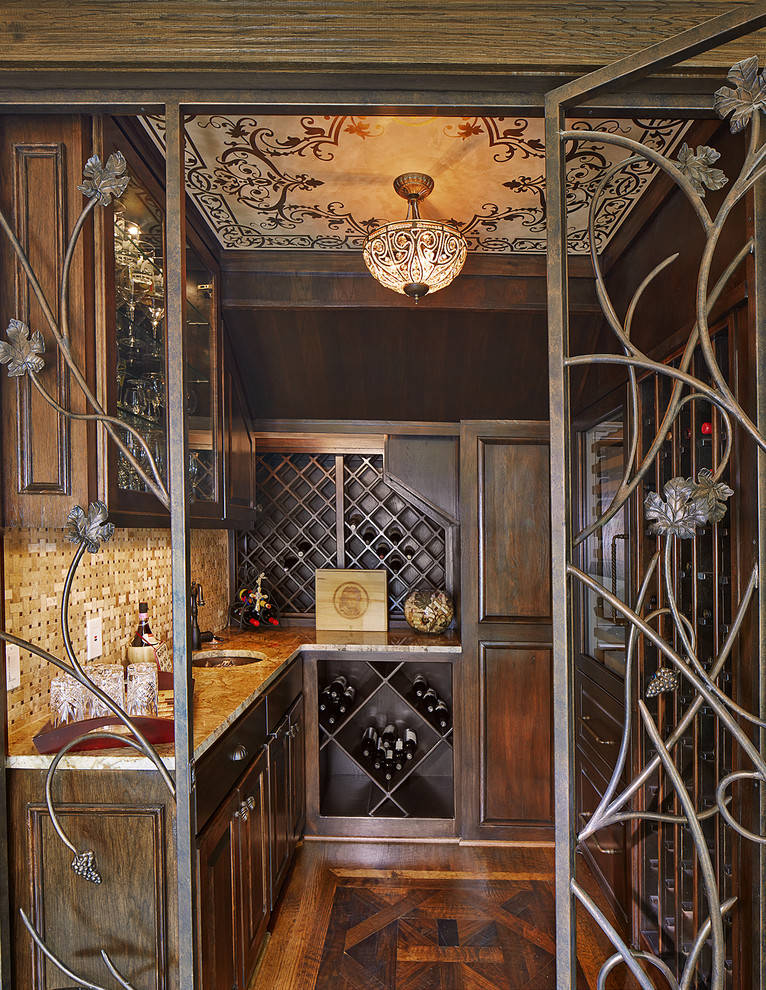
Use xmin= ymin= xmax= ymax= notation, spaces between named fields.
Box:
xmin=236 ymin=748 xmax=269 ymax=988
xmin=196 ymin=790 xmax=238 ymax=990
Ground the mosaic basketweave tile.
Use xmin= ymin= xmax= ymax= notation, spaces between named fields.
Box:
xmin=3 ymin=527 xmax=229 ymax=729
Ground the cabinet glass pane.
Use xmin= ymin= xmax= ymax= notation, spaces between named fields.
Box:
xmin=581 ymin=411 xmax=628 ymax=675
xmin=186 ymin=249 xmax=216 ymax=503
xmin=114 ymin=178 xmax=167 ymax=492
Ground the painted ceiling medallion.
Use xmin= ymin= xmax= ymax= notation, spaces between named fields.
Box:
xmin=140 ymin=114 xmax=689 ymax=254
xmin=362 ymin=172 xmax=467 ymax=302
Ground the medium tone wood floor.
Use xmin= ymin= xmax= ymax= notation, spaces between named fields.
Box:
xmin=252 ymin=841 xmax=639 ymax=990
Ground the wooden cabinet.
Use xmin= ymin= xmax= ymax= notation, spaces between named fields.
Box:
xmin=0 ymin=114 xmax=98 ymax=528
xmin=196 ymin=748 xmax=269 ymax=990
xmin=460 ymin=420 xmax=553 ymax=841
xmin=195 ymin=661 xmax=304 ymax=988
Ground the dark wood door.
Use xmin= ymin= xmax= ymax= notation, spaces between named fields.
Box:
xmin=236 ymin=747 xmax=270 ymax=989
xmin=196 ymin=789 xmax=239 ymax=990
xmin=460 ymin=421 xmax=553 ymax=840
xmin=267 ymin=716 xmax=291 ymax=908
xmin=288 ymin=694 xmax=305 ymax=841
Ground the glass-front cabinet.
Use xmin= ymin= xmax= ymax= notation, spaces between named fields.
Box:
xmin=577 ymin=399 xmax=631 ymax=675
xmin=104 ymin=119 xmax=222 ymax=523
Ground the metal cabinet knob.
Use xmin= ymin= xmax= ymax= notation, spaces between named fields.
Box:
xmin=237 ymin=800 xmax=250 ymax=822
xmin=231 ymin=744 xmax=248 ymax=762
xmin=245 ymin=795 xmax=256 ymax=811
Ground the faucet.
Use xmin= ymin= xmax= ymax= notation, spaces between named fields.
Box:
xmin=190 ymin=581 xmax=205 ymax=651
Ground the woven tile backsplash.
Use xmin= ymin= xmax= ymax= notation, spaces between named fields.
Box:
xmin=3 ymin=527 xmax=230 ymax=730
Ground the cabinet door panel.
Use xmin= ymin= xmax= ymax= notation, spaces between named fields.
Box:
xmin=197 ymin=793 xmax=238 ymax=990
xmin=480 ymin=438 xmax=550 ymax=622
xmin=237 ymin=749 xmax=269 ymax=988
xmin=481 ymin=643 xmax=553 ymax=825
xmin=268 ymin=719 xmax=291 ymax=908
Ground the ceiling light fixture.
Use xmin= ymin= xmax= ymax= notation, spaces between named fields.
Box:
xmin=362 ymin=172 xmax=467 ymax=303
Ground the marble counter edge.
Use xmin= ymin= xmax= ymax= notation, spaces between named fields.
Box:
xmin=8 ymin=637 xmax=462 ymax=770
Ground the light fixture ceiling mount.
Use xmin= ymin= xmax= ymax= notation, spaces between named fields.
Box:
xmin=363 ymin=172 xmax=467 ymax=303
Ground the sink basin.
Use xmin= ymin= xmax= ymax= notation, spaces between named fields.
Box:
xmin=191 ymin=650 xmax=267 ymax=668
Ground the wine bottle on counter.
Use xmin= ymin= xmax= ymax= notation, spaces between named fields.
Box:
xmin=403 ymin=727 xmax=417 ymax=758
xmin=413 ymin=674 xmax=428 ymax=698
xmin=361 ymin=726 xmax=378 ymax=758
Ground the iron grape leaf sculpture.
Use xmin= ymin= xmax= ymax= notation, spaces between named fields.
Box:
xmin=67 ymin=502 xmax=115 ymax=553
xmin=675 ymin=143 xmax=728 ymax=197
xmin=77 ymin=151 xmax=130 ymax=206
xmin=714 ymin=55 xmax=766 ymax=133
xmin=646 ymin=667 xmax=681 ymax=698
xmin=691 ymin=467 xmax=733 ymax=523
xmin=0 ymin=319 xmax=45 ymax=377
xmin=71 ymin=850 xmax=102 ymax=884
xmin=644 ymin=477 xmax=709 ymax=539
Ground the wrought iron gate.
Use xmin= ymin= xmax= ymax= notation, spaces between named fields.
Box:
xmin=546 ymin=8 xmax=766 ymax=990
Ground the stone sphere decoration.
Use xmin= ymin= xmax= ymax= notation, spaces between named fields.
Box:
xmin=403 ymin=589 xmax=454 ymax=634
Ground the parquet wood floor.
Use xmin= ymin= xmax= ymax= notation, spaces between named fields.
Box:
xmin=251 ymin=842 xmax=640 ymax=990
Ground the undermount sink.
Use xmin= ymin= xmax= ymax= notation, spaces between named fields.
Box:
xmin=191 ymin=650 xmax=267 ymax=668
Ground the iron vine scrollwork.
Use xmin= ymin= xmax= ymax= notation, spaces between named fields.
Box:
xmin=0 ymin=152 xmax=174 ymax=988
xmin=563 ymin=55 xmax=766 ymax=990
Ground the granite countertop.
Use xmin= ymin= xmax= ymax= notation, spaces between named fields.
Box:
xmin=6 ymin=625 xmax=461 ymax=770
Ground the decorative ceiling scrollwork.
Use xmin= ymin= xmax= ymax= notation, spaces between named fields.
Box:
xmin=141 ymin=113 xmax=689 ymax=253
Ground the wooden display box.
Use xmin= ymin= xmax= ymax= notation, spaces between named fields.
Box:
xmin=314 ymin=569 xmax=388 ymax=631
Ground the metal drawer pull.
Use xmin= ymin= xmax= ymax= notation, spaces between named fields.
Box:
xmin=579 ymin=715 xmax=617 ymax=746
xmin=578 ymin=813 xmax=621 ymax=856
xmin=231 ymin=744 xmax=248 ymax=762
xmin=245 ymin=796 xmax=256 ymax=811
xmin=237 ymin=800 xmax=249 ymax=822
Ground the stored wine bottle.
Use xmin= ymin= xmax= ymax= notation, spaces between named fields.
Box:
xmin=337 ymin=684 xmax=356 ymax=713
xmin=381 ymin=723 xmax=397 ymax=746
xmin=432 ymin=700 xmax=450 ymax=727
xmin=403 ymin=545 xmax=416 ymax=561
xmin=383 ymin=746 xmax=395 ymax=780
xmin=328 ymin=676 xmax=348 ymax=700
xmin=318 ymin=687 xmax=334 ymax=711
xmin=282 ymin=554 xmax=298 ymax=572
xmin=388 ymin=528 xmax=403 ymax=544
xmin=393 ymin=737 xmax=405 ymax=770
xmin=348 ymin=514 xmax=363 ymax=532
xmin=361 ymin=727 xmax=378 ymax=758
xmin=422 ymin=687 xmax=438 ymax=711
xmin=373 ymin=740 xmax=386 ymax=769
xmin=403 ymin=727 xmax=417 ymax=758
xmin=374 ymin=540 xmax=388 ymax=560
xmin=296 ymin=541 xmax=311 ymax=558
xmin=413 ymin=674 xmax=428 ymax=698
xmin=360 ymin=526 xmax=376 ymax=544
xmin=388 ymin=555 xmax=404 ymax=572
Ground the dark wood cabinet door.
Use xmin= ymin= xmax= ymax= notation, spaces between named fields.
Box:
xmin=460 ymin=421 xmax=553 ymax=840
xmin=0 ymin=115 xmax=97 ymax=528
xmin=236 ymin=748 xmax=270 ymax=988
xmin=267 ymin=717 xmax=292 ymax=908
xmin=196 ymin=790 xmax=239 ymax=990
xmin=288 ymin=694 xmax=305 ymax=841
xmin=222 ymin=330 xmax=255 ymax=524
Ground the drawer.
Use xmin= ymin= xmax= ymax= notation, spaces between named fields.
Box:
xmin=267 ymin=659 xmax=303 ymax=732
xmin=577 ymin=750 xmax=629 ymax=920
xmin=576 ymin=669 xmax=625 ymax=780
xmin=195 ymin=697 xmax=267 ymax=832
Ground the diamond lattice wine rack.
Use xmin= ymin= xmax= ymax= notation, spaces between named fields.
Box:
xmin=316 ymin=655 xmax=455 ymax=821
xmin=235 ymin=453 xmax=450 ymax=619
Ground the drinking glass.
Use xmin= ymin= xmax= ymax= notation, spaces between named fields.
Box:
xmin=50 ymin=673 xmax=85 ymax=726
xmin=126 ymin=662 xmax=158 ymax=717
xmin=84 ymin=663 xmax=125 ymax=718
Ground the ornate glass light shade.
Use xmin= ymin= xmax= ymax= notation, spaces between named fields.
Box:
xmin=363 ymin=173 xmax=467 ymax=303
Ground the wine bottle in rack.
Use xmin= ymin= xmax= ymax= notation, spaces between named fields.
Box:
xmin=382 ymin=747 xmax=395 ymax=780
xmin=388 ymin=528 xmax=403 ymax=544
xmin=361 ymin=726 xmax=378 ymax=759
xmin=432 ymin=700 xmax=450 ymax=728
xmin=319 ymin=687 xmax=333 ymax=711
xmin=296 ymin=541 xmax=311 ymax=558
xmin=403 ymin=727 xmax=417 ymax=759
xmin=328 ymin=676 xmax=348 ymax=700
xmin=282 ymin=554 xmax=298 ymax=572
xmin=413 ymin=674 xmax=428 ymax=698
xmin=403 ymin=545 xmax=416 ymax=561
xmin=422 ymin=687 xmax=438 ymax=712
xmin=389 ymin=555 xmax=404 ymax=572
xmin=374 ymin=540 xmax=388 ymax=560
xmin=381 ymin=723 xmax=397 ymax=747
xmin=393 ymin=737 xmax=405 ymax=771
xmin=360 ymin=526 xmax=376 ymax=544
xmin=348 ymin=514 xmax=362 ymax=532
xmin=337 ymin=684 xmax=356 ymax=713
xmin=373 ymin=740 xmax=386 ymax=770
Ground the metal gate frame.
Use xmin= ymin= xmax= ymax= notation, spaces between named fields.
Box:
xmin=546 ymin=6 xmax=766 ymax=988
